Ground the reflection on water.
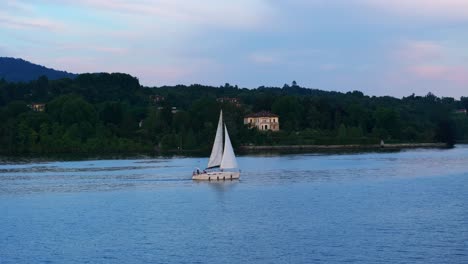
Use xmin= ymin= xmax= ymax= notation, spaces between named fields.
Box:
xmin=1 ymin=146 xmax=468 ymax=263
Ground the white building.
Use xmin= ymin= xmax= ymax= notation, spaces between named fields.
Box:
xmin=244 ymin=111 xmax=279 ymax=131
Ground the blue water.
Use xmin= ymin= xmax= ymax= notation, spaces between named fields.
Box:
xmin=1 ymin=147 xmax=468 ymax=263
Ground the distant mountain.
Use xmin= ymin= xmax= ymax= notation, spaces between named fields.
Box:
xmin=0 ymin=57 xmax=77 ymax=82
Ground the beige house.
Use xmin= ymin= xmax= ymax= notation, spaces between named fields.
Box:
xmin=244 ymin=111 xmax=279 ymax=131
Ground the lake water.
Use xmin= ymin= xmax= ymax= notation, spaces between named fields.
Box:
xmin=1 ymin=146 xmax=468 ymax=263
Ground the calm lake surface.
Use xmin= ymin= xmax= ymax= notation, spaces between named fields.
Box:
xmin=1 ymin=146 xmax=468 ymax=264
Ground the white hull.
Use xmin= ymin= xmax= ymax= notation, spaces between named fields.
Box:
xmin=194 ymin=111 xmax=240 ymax=181
xmin=192 ymin=171 xmax=240 ymax=181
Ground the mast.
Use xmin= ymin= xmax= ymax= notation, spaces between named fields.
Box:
xmin=207 ymin=110 xmax=223 ymax=169
xmin=220 ymin=124 xmax=238 ymax=169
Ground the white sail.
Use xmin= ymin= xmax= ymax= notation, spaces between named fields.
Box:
xmin=220 ymin=124 xmax=238 ymax=169
xmin=207 ymin=110 xmax=224 ymax=168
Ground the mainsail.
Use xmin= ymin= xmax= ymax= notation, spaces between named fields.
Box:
xmin=220 ymin=124 xmax=238 ymax=169
xmin=207 ymin=110 xmax=224 ymax=168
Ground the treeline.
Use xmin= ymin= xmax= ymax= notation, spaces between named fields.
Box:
xmin=0 ymin=74 xmax=467 ymax=155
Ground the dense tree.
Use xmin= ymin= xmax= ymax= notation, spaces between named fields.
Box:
xmin=0 ymin=73 xmax=464 ymax=154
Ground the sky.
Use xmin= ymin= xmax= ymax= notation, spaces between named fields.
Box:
xmin=1 ymin=0 xmax=468 ymax=98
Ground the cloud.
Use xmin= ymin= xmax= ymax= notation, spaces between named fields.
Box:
xmin=4 ymin=0 xmax=35 ymax=13
xmin=392 ymin=40 xmax=468 ymax=84
xmin=47 ymin=55 xmax=222 ymax=86
xmin=0 ymin=12 xmax=65 ymax=31
xmin=279 ymin=0 xmax=468 ymax=22
xmin=407 ymin=65 xmax=468 ymax=85
xmin=132 ymin=58 xmax=224 ymax=86
xmin=52 ymin=56 xmax=99 ymax=73
xmin=249 ymin=53 xmax=278 ymax=65
xmin=320 ymin=64 xmax=340 ymax=71
xmin=4 ymin=0 xmax=468 ymax=98
xmin=394 ymin=41 xmax=444 ymax=62
xmin=360 ymin=0 xmax=468 ymax=20
xmin=384 ymin=39 xmax=468 ymax=97
xmin=57 ymin=44 xmax=128 ymax=55
xmin=1 ymin=2 xmax=66 ymax=31
xmin=33 ymin=0 xmax=275 ymax=30
xmin=248 ymin=49 xmax=322 ymax=66
xmin=408 ymin=65 xmax=448 ymax=78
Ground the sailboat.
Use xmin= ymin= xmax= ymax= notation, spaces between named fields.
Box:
xmin=192 ymin=110 xmax=240 ymax=181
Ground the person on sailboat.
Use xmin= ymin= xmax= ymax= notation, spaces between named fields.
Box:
xmin=192 ymin=110 xmax=240 ymax=180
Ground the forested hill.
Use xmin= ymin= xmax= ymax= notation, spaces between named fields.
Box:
xmin=0 ymin=73 xmax=467 ymax=154
xmin=0 ymin=57 xmax=76 ymax=82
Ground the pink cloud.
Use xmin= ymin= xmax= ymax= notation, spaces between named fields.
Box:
xmin=1 ymin=3 xmax=65 ymax=31
xmin=362 ymin=0 xmax=468 ymax=20
xmin=391 ymin=40 xmax=468 ymax=86
xmin=42 ymin=0 xmax=274 ymax=30
xmin=394 ymin=41 xmax=444 ymax=62
xmin=408 ymin=65 xmax=447 ymax=78
xmin=0 ymin=14 xmax=65 ymax=31
xmin=384 ymin=39 xmax=468 ymax=96
xmin=57 ymin=44 xmax=128 ymax=55
xmin=407 ymin=65 xmax=468 ymax=85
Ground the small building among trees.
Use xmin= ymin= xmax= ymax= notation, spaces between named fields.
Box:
xmin=216 ymin=97 xmax=241 ymax=107
xmin=149 ymin=95 xmax=165 ymax=104
xmin=28 ymin=103 xmax=46 ymax=112
xmin=244 ymin=111 xmax=280 ymax=131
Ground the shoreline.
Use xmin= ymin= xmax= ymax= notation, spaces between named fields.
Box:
xmin=0 ymin=143 xmax=450 ymax=160
xmin=239 ymin=143 xmax=448 ymax=152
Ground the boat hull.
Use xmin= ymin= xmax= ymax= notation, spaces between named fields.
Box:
xmin=192 ymin=171 xmax=240 ymax=181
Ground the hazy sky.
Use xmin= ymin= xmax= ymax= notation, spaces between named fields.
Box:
xmin=2 ymin=0 xmax=468 ymax=98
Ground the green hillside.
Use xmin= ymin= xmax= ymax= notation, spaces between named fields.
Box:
xmin=1 ymin=73 xmax=467 ymax=155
